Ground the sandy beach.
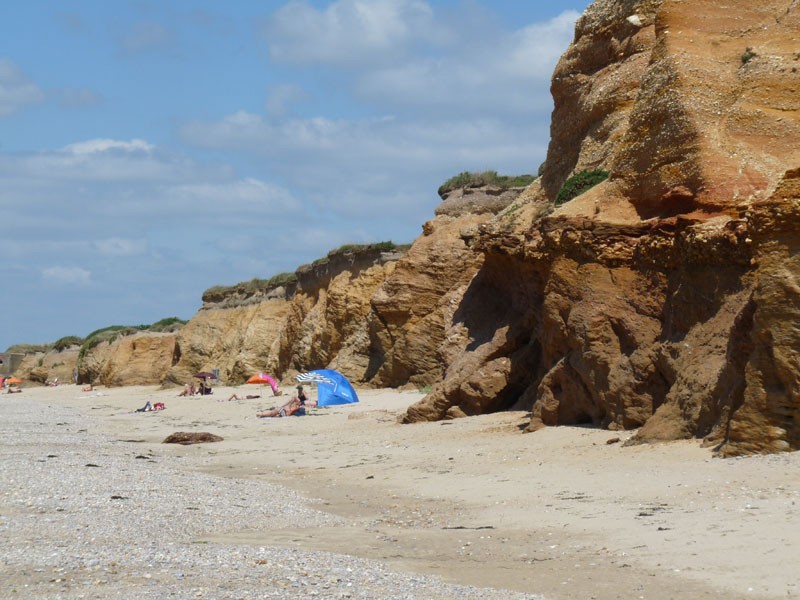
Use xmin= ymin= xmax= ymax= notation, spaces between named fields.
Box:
xmin=2 ymin=383 xmax=798 ymax=599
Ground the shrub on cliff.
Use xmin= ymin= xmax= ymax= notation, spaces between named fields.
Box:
xmin=203 ymin=242 xmax=409 ymax=302
xmin=52 ymin=336 xmax=84 ymax=352
xmin=328 ymin=241 xmax=404 ymax=256
xmin=76 ymin=318 xmax=184 ymax=364
xmin=78 ymin=326 xmax=141 ymax=363
xmin=555 ymin=169 xmax=609 ymax=205
xmin=148 ymin=317 xmax=187 ymax=332
xmin=306 ymin=241 xmax=409 ymax=268
xmin=5 ymin=343 xmax=51 ymax=355
xmin=740 ymin=47 xmax=757 ymax=64
xmin=202 ymin=272 xmax=298 ymax=303
xmin=438 ymin=170 xmax=536 ymax=197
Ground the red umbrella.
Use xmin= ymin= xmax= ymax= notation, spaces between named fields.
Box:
xmin=194 ymin=372 xmax=215 ymax=380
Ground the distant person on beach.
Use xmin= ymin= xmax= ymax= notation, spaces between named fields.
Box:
xmin=225 ymin=392 xmax=260 ymax=401
xmin=135 ymin=401 xmax=165 ymax=412
xmin=82 ymin=383 xmax=93 ymax=392
xmin=256 ymin=395 xmax=305 ymax=418
xmin=7 ymin=386 xmax=22 ymax=393
xmin=178 ymin=383 xmax=196 ymax=397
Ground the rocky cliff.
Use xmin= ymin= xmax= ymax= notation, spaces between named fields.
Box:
xmin=403 ymin=0 xmax=800 ymax=455
xmin=163 ymin=189 xmax=519 ymax=390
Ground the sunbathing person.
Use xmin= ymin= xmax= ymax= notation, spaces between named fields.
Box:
xmin=225 ymin=392 xmax=261 ymax=402
xmin=256 ymin=396 xmax=303 ymax=418
xmin=178 ymin=383 xmax=196 ymax=397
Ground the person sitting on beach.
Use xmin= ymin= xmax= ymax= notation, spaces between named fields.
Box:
xmin=82 ymin=383 xmax=93 ymax=392
xmin=178 ymin=383 xmax=196 ymax=397
xmin=49 ymin=378 xmax=59 ymax=387
xmin=7 ymin=386 xmax=22 ymax=394
xmin=295 ymin=385 xmax=316 ymax=408
xmin=256 ymin=395 xmax=304 ymax=418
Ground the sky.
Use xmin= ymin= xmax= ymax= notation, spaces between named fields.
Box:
xmin=0 ymin=0 xmax=590 ymax=351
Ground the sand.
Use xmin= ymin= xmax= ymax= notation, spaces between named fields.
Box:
xmin=4 ymin=382 xmax=799 ymax=599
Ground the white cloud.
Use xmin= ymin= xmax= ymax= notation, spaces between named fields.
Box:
xmin=0 ymin=139 xmax=304 ymax=238
xmin=265 ymin=0 xmax=437 ymax=67
xmin=355 ymin=10 xmax=579 ymax=114
xmin=0 ymin=138 xmax=220 ymax=185
xmin=504 ymin=11 xmax=581 ymax=78
xmin=0 ymin=58 xmax=45 ymax=117
xmin=181 ymin=110 xmax=544 ymax=176
xmin=62 ymin=138 xmax=155 ymax=155
xmin=93 ymin=238 xmax=148 ymax=257
xmin=177 ymin=7 xmax=577 ymax=216
xmin=168 ymin=178 xmax=302 ymax=215
xmin=42 ymin=266 xmax=91 ymax=285
xmin=265 ymin=83 xmax=309 ymax=117
xmin=179 ymin=107 xmax=548 ymax=227
xmin=120 ymin=22 xmax=172 ymax=54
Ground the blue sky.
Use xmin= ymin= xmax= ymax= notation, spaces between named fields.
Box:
xmin=0 ymin=0 xmax=590 ymax=351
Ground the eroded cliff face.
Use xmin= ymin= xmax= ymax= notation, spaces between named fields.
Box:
xmin=158 ymin=187 xmax=518 ymax=390
xmin=404 ymin=0 xmax=800 ymax=455
xmin=14 ymin=347 xmax=80 ymax=385
xmin=365 ymin=213 xmax=490 ymax=388
xmin=85 ymin=333 xmax=178 ymax=387
xmin=164 ymin=248 xmax=402 ymax=387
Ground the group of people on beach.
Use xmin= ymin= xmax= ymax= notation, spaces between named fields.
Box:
xmin=177 ymin=381 xmax=213 ymax=397
xmin=173 ymin=377 xmax=316 ymax=418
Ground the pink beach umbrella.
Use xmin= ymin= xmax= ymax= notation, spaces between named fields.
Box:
xmin=246 ymin=373 xmax=280 ymax=396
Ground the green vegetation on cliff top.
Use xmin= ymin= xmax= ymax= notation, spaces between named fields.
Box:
xmin=202 ymin=272 xmax=299 ymax=303
xmin=438 ymin=170 xmax=536 ymax=197
xmin=203 ymin=241 xmax=410 ymax=302
xmin=6 ymin=317 xmax=187 ymax=356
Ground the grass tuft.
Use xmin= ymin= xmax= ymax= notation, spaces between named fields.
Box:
xmin=555 ymin=169 xmax=609 ymax=205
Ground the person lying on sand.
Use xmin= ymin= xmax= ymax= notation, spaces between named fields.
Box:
xmin=225 ymin=393 xmax=261 ymax=402
xmin=256 ymin=396 xmax=304 ymax=418
xmin=7 ymin=387 xmax=22 ymax=394
xmin=135 ymin=401 xmax=165 ymax=412
xmin=82 ymin=384 xmax=93 ymax=392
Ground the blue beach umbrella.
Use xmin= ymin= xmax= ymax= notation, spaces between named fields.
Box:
xmin=295 ymin=369 xmax=359 ymax=407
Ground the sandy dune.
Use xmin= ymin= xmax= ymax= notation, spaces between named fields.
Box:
xmin=9 ymin=383 xmax=800 ymax=599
